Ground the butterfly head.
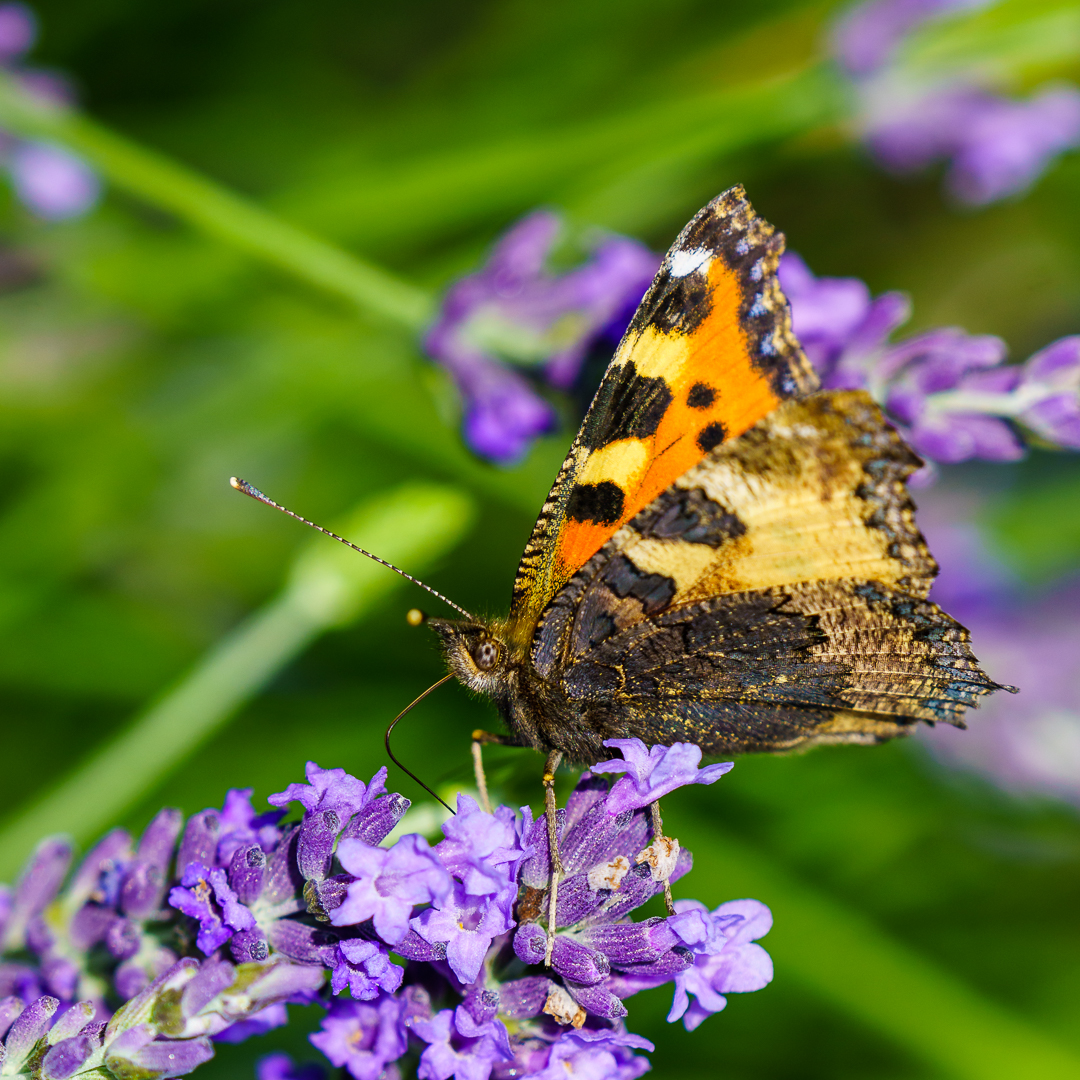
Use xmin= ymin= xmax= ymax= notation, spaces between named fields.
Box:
xmin=427 ymin=617 xmax=512 ymax=695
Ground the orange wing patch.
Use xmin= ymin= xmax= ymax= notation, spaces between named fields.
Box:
xmin=510 ymin=186 xmax=818 ymax=628
xmin=555 ymin=253 xmax=785 ymax=577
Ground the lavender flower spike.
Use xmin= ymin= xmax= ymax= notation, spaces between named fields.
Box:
xmin=591 ymin=739 xmax=733 ymax=815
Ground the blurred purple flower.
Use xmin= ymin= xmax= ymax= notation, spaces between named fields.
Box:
xmin=309 ymin=996 xmax=407 ymax=1080
xmin=591 ymin=739 xmax=733 ymax=815
xmin=866 ymin=85 xmax=1080 ymax=205
xmin=833 ymin=1 xmax=1080 ymax=204
xmin=781 ymin=252 xmax=1080 ymax=473
xmin=831 ymin=0 xmax=986 ymax=77
xmin=916 ymin=488 xmax=1080 ymax=806
xmin=7 ymin=139 xmax=99 ymax=220
xmin=425 ymin=210 xmax=658 ymax=464
xmin=0 ymin=3 xmax=34 ymax=62
xmin=0 ymin=6 xmax=101 ymax=220
xmin=257 ymin=1052 xmax=326 ymax=1080
xmin=411 ymin=1005 xmax=512 ymax=1080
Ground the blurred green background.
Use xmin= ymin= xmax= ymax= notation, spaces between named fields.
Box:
xmin=1 ymin=1 xmax=1080 ymax=1078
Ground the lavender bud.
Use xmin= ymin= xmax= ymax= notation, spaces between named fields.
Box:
xmin=68 ymin=904 xmax=117 ymax=952
xmin=563 ymin=773 xmax=610 ymax=828
xmin=4 ymin=995 xmax=59 ymax=1070
xmin=106 ymin=1027 xmax=215 ymax=1079
xmin=41 ymin=956 xmax=79 ymax=1001
xmin=229 ymin=928 xmax=270 ymax=964
xmin=48 ymin=1000 xmax=95 ymax=1043
xmin=513 ymin=922 xmax=547 ymax=965
xmin=104 ymin=917 xmax=141 ymax=960
xmin=177 ymin=811 xmax=219 ymax=874
xmin=227 ymin=844 xmax=267 ymax=905
xmin=40 ymin=1034 xmax=95 ymax=1080
xmin=266 ymin=921 xmax=338 ymax=966
xmin=0 ymin=996 xmax=24 ymax=1040
xmin=559 ymin=803 xmax=632 ymax=876
xmin=296 ymin=811 xmax=340 ymax=883
xmin=262 ymin=827 xmax=303 ymax=907
xmin=554 ymin=873 xmax=606 ymax=927
xmin=174 ymin=956 xmax=235 ymax=1031
xmin=114 ymin=962 xmax=151 ymax=1001
xmin=25 ymin=915 xmax=54 ymax=955
xmin=550 ymin=937 xmax=609 ymax=985
xmin=498 ymin=977 xmax=551 ymax=1019
xmin=67 ymin=829 xmax=132 ymax=907
xmin=613 ymin=946 xmax=694 ymax=978
xmin=137 ymin=808 xmax=184 ymax=871
xmin=564 ymin=979 xmax=627 ymax=1020
xmin=340 ymin=793 xmax=410 ymax=847
xmin=119 ymin=860 xmax=165 ymax=919
xmin=580 ymin=917 xmax=678 ymax=964
xmin=461 ymin=988 xmax=499 ymax=1027
xmin=517 ymin=810 xmax=564 ymax=889
xmin=4 ymin=839 xmax=71 ymax=950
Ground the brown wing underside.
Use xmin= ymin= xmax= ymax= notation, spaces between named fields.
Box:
xmin=509 ymin=186 xmax=818 ymax=636
xmin=524 ymin=391 xmax=1010 ymax=759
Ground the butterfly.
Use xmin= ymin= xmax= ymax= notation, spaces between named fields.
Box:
xmin=426 ymin=185 xmax=1010 ymax=768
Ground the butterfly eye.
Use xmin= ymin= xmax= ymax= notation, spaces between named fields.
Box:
xmin=473 ymin=640 xmax=500 ymax=671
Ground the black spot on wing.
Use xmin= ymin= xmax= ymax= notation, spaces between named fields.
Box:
xmin=637 ymin=487 xmax=746 ymax=547
xmin=687 ymin=382 xmax=715 ymax=409
xmin=600 ymin=555 xmax=676 ymax=615
xmin=696 ymin=421 xmax=727 ymax=453
xmin=580 ymin=360 xmax=674 ymax=450
xmin=566 ymin=481 xmax=625 ymax=526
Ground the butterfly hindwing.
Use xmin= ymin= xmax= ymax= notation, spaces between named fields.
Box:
xmin=524 ymin=390 xmax=1005 ymax=759
xmin=510 ymin=186 xmax=818 ymax=631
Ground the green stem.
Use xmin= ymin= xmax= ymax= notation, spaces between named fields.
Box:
xmin=0 ymin=74 xmax=433 ymax=330
xmin=0 ymin=483 xmax=474 ymax=879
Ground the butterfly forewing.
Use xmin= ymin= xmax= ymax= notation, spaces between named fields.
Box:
xmin=510 ymin=186 xmax=818 ymax=629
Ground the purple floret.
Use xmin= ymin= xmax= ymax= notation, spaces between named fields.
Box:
xmin=667 ymin=899 xmax=775 ymax=1031
xmin=309 ymin=995 xmax=407 ymax=1080
xmin=591 ymin=739 xmax=733 ymax=814
xmin=331 ymin=834 xmax=452 ymax=946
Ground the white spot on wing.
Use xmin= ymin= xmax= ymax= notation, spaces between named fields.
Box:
xmin=669 ymin=247 xmax=712 ymax=278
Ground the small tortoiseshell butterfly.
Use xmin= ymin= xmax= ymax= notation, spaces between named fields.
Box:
xmin=424 ymin=185 xmax=1010 ymax=764
xmin=235 ymin=185 xmax=1011 ymax=771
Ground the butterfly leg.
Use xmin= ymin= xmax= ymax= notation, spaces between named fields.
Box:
xmin=470 ymin=729 xmax=525 ymax=814
xmin=649 ymin=801 xmax=676 ymax=916
xmin=543 ymin=749 xmax=564 ymax=966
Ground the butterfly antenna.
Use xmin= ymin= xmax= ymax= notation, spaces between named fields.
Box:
xmin=230 ymin=477 xmax=476 ymax=620
xmin=385 ymin=674 xmax=457 ymax=814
